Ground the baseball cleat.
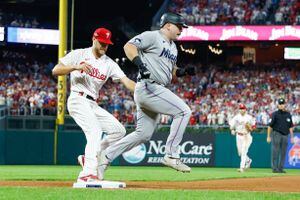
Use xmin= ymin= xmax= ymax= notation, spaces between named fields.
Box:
xmin=77 ymin=174 xmax=101 ymax=183
xmin=77 ymin=155 xmax=85 ymax=168
xmin=245 ymin=158 xmax=252 ymax=169
xmin=237 ymin=168 xmax=245 ymax=173
xmin=97 ymin=151 xmax=110 ymax=180
xmin=162 ymin=155 xmax=191 ymax=173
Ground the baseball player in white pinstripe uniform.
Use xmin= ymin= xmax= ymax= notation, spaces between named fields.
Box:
xmin=52 ymin=27 xmax=135 ymax=185
xmin=229 ymin=104 xmax=256 ymax=172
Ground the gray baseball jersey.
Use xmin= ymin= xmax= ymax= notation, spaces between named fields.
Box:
xmin=128 ymin=30 xmax=178 ymax=86
xmin=103 ymin=30 xmax=191 ymax=164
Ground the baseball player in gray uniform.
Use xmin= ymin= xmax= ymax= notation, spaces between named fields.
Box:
xmin=97 ymin=13 xmax=196 ymax=179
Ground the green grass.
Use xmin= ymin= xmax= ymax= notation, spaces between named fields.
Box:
xmin=0 ymin=166 xmax=299 ymax=181
xmin=0 ymin=188 xmax=299 ymax=200
xmin=0 ymin=166 xmax=299 ymax=200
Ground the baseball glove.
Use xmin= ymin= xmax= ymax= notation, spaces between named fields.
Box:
xmin=245 ymin=123 xmax=252 ymax=132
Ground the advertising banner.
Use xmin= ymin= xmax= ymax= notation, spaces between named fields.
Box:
xmin=178 ymin=26 xmax=300 ymax=41
xmin=284 ymin=47 xmax=300 ymax=60
xmin=0 ymin=27 xmax=4 ymax=42
xmin=119 ymin=132 xmax=215 ymax=167
xmin=285 ymin=133 xmax=300 ymax=169
xmin=7 ymin=27 xmax=59 ymax=45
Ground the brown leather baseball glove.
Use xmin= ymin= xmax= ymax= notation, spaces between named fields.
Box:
xmin=245 ymin=123 xmax=252 ymax=132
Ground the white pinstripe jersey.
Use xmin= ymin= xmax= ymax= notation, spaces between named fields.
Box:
xmin=60 ymin=47 xmax=126 ymax=99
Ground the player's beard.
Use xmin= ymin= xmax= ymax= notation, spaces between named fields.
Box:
xmin=98 ymin=49 xmax=106 ymax=56
xmin=93 ymin=48 xmax=106 ymax=58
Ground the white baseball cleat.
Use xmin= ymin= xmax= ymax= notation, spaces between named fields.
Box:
xmin=97 ymin=151 xmax=110 ymax=180
xmin=162 ymin=155 xmax=191 ymax=173
xmin=77 ymin=155 xmax=85 ymax=168
xmin=245 ymin=158 xmax=252 ymax=169
xmin=237 ymin=168 xmax=245 ymax=173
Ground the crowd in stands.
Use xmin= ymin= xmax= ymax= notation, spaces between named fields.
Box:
xmin=1 ymin=50 xmax=299 ymax=126
xmin=169 ymin=63 xmax=300 ymax=126
xmin=0 ymin=9 xmax=52 ymax=28
xmin=168 ymin=0 xmax=300 ymax=25
xmin=0 ymin=50 xmax=56 ymax=116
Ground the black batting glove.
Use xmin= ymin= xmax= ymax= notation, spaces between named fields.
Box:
xmin=132 ymin=56 xmax=151 ymax=79
xmin=139 ymin=64 xmax=151 ymax=79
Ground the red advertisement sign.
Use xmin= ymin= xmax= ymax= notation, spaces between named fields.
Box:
xmin=178 ymin=26 xmax=300 ymax=41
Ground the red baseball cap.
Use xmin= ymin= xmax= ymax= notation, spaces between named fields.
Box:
xmin=239 ymin=104 xmax=247 ymax=110
xmin=93 ymin=28 xmax=113 ymax=45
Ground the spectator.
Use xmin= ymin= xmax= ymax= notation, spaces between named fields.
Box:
xmin=167 ymin=0 xmax=300 ymax=25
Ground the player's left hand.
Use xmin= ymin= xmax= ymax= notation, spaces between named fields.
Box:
xmin=245 ymin=123 xmax=252 ymax=132
xmin=291 ymin=137 xmax=294 ymax=144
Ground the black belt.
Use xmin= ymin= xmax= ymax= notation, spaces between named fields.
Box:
xmin=77 ymin=91 xmax=95 ymax=101
xmin=137 ymin=77 xmax=161 ymax=85
xmin=274 ymin=130 xmax=288 ymax=136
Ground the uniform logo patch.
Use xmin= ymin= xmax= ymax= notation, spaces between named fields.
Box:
xmin=159 ymin=47 xmax=177 ymax=64
xmin=133 ymin=38 xmax=142 ymax=45
xmin=79 ymin=61 xmax=107 ymax=80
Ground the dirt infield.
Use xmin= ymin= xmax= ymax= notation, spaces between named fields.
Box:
xmin=0 ymin=176 xmax=299 ymax=192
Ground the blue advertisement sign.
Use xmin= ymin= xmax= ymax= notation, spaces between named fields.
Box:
xmin=119 ymin=131 xmax=215 ymax=167
xmin=7 ymin=27 xmax=59 ymax=45
xmin=285 ymin=133 xmax=300 ymax=169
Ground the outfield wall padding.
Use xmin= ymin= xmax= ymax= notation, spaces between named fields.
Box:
xmin=0 ymin=130 xmax=274 ymax=167
xmin=3 ymin=131 xmax=53 ymax=164
xmin=215 ymin=132 xmax=271 ymax=168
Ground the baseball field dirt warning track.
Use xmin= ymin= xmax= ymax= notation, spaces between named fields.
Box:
xmin=1 ymin=176 xmax=299 ymax=192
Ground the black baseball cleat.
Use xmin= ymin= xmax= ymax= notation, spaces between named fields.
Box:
xmin=272 ymin=169 xmax=279 ymax=173
xmin=278 ymin=169 xmax=286 ymax=173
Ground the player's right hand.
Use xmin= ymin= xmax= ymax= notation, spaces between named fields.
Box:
xmin=230 ymin=130 xmax=236 ymax=135
xmin=75 ymin=63 xmax=92 ymax=74
xmin=267 ymin=136 xmax=271 ymax=143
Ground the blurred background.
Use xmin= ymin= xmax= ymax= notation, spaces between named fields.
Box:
xmin=0 ymin=0 xmax=299 ymax=167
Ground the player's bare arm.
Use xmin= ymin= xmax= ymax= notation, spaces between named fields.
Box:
xmin=290 ymin=127 xmax=294 ymax=143
xmin=52 ymin=62 xmax=92 ymax=76
xmin=123 ymin=43 xmax=138 ymax=61
xmin=120 ymin=76 xmax=136 ymax=93
xmin=124 ymin=42 xmax=150 ymax=79
xmin=172 ymin=66 xmax=178 ymax=77
xmin=267 ymin=126 xmax=272 ymax=143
